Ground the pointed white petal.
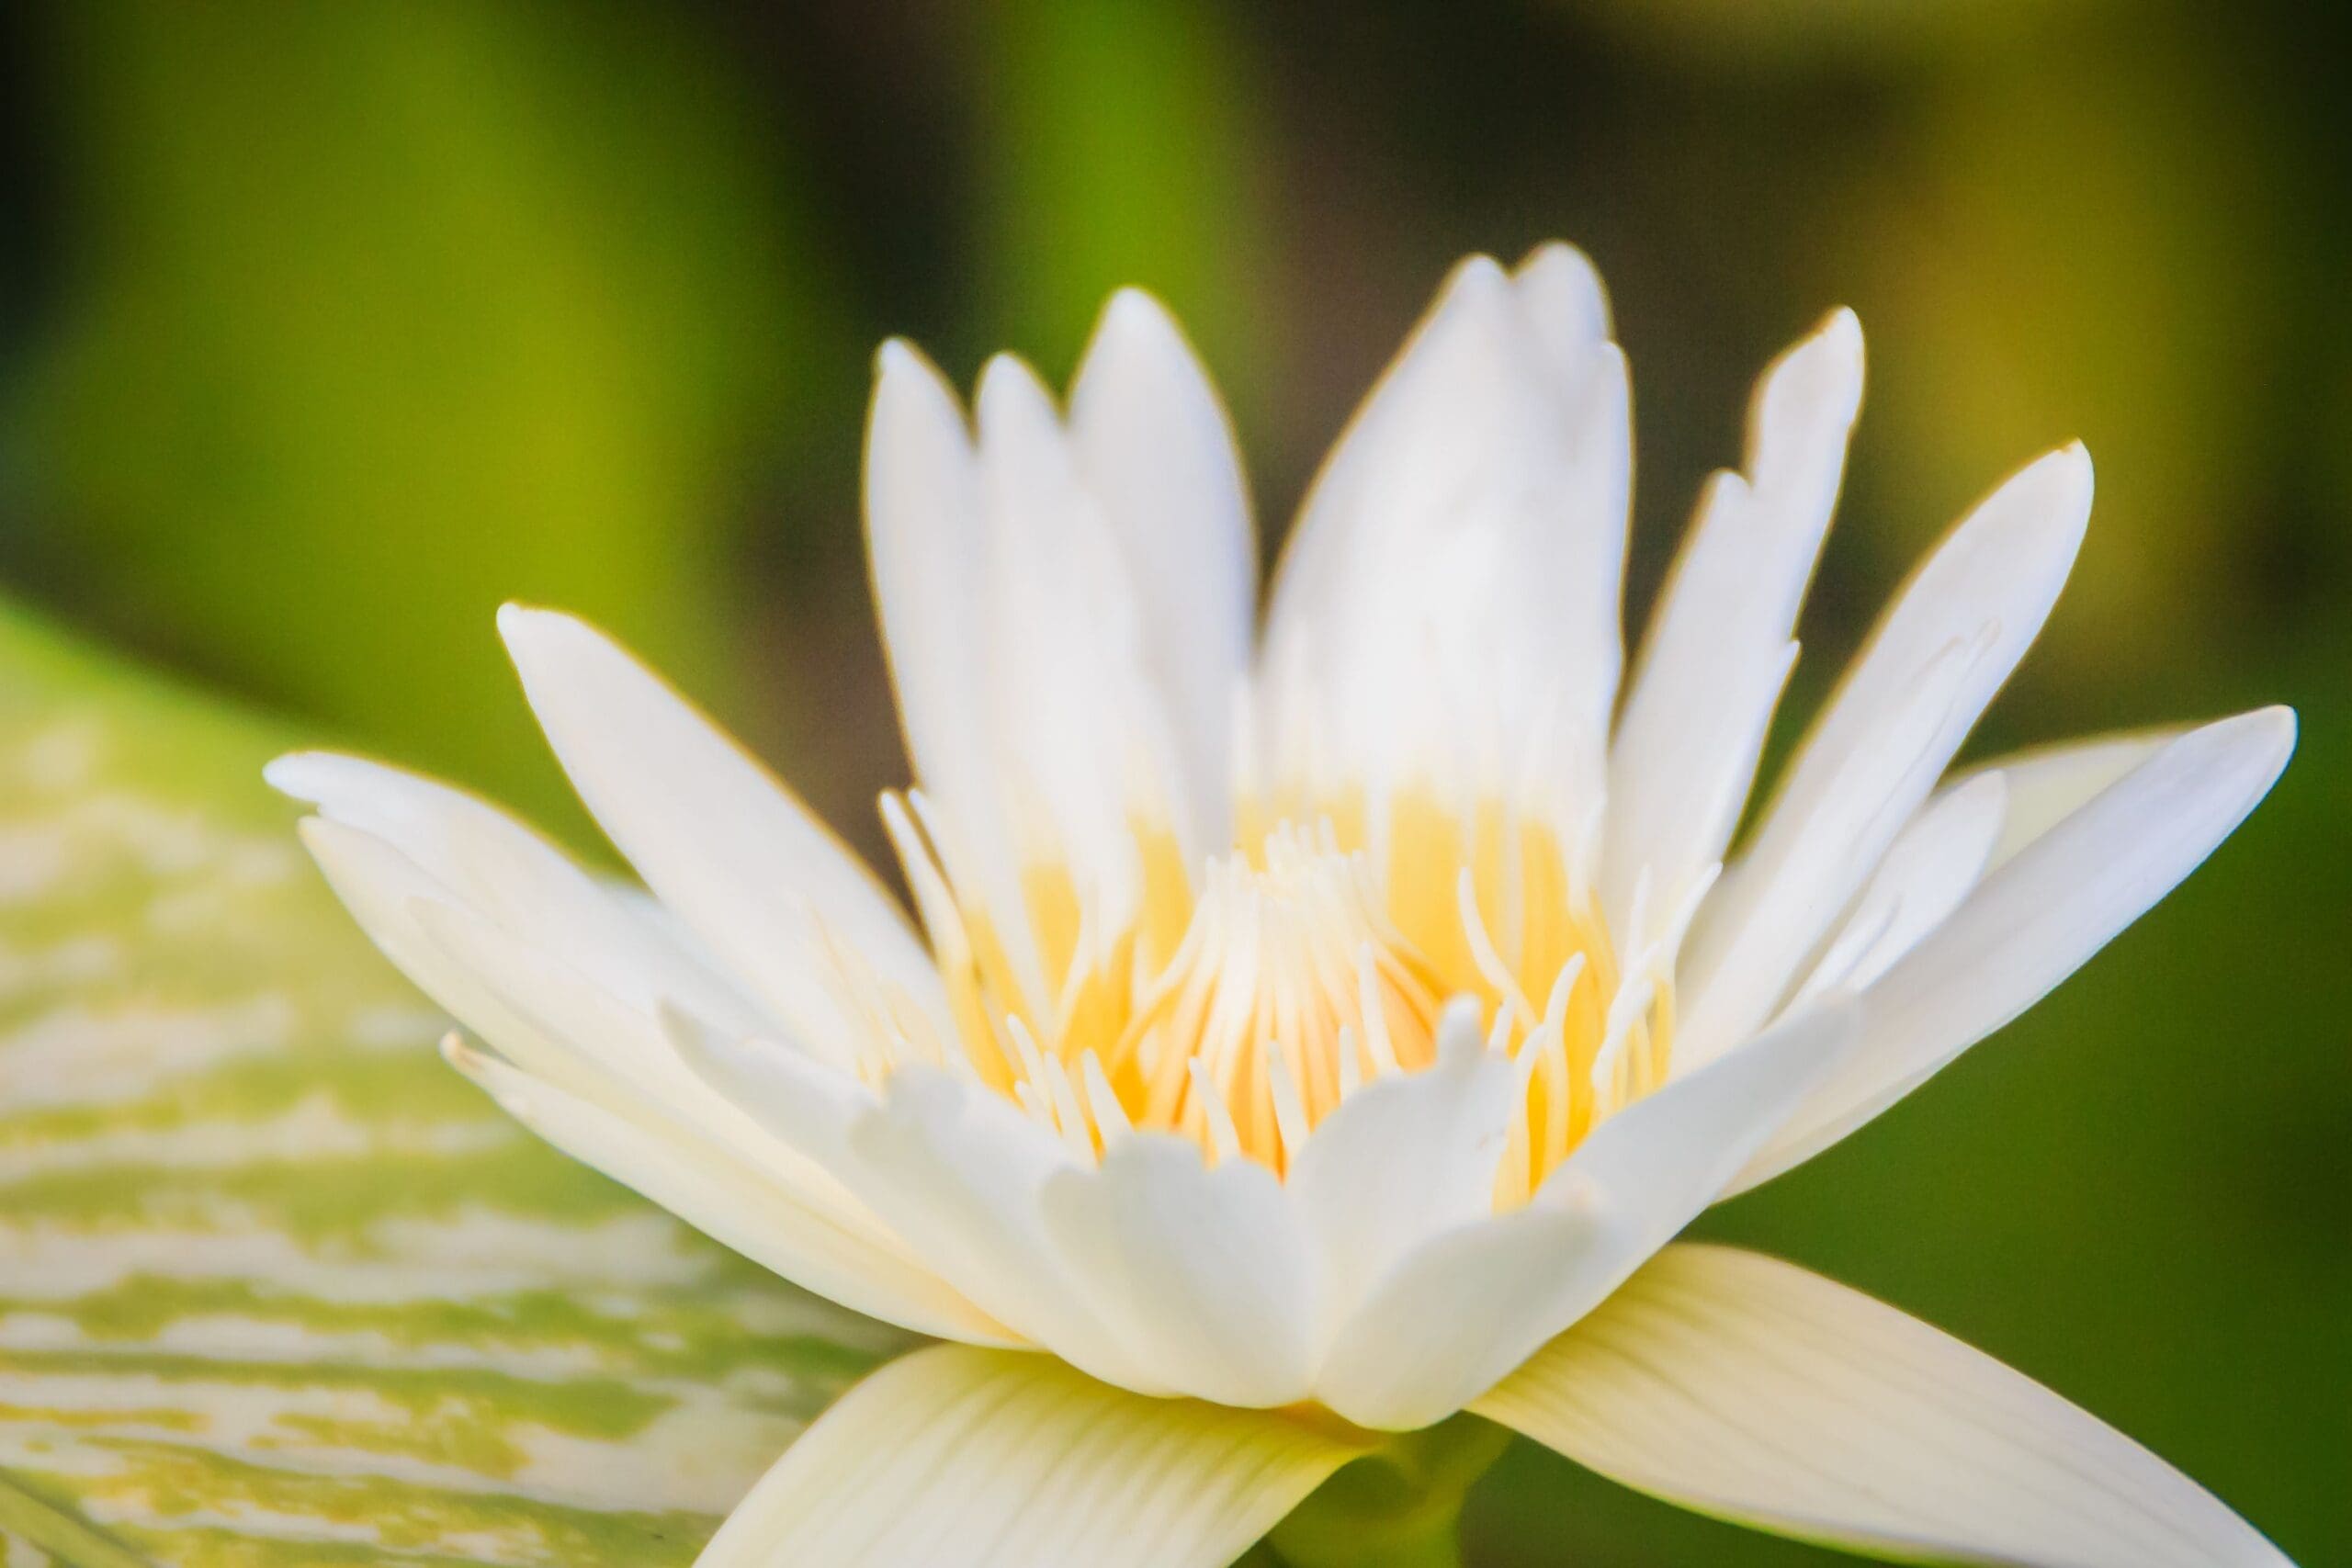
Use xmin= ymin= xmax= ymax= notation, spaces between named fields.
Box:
xmin=1285 ymin=1027 xmax=1517 ymax=1342
xmin=1954 ymin=727 xmax=2178 ymax=871
xmin=1736 ymin=705 xmax=2294 ymax=1191
xmin=1679 ymin=445 xmax=2095 ymax=1066
xmin=868 ymin=337 xmax=1206 ymax=991
xmin=696 ymin=1344 xmax=1375 ymax=1568
xmin=690 ymin=1013 xmax=1317 ymax=1404
xmin=1313 ymin=1004 xmax=1857 ymax=1430
xmin=971 ymin=354 xmax=1193 ymax=896
xmin=664 ymin=1000 xmax=880 ymax=1179
xmin=289 ymin=812 xmax=1001 ymax=1341
xmin=864 ymin=343 xmax=1040 ymax=989
xmin=1260 ymin=249 xmax=1630 ymax=802
xmin=444 ymin=1040 xmax=1005 ymax=1345
xmin=1789 ymin=770 xmax=2006 ymax=1007
xmin=1070 ymin=288 xmax=1256 ymax=848
xmin=1476 ymin=1245 xmax=2291 ymax=1567
xmin=836 ymin=1069 xmax=1163 ymax=1393
xmin=1041 ymin=1134 xmax=1315 ymax=1407
xmin=267 ymin=750 xmax=766 ymax=1033
xmin=498 ymin=606 xmax=945 ymax=1059
xmin=1605 ymin=310 xmax=1862 ymax=940
xmin=865 ymin=339 xmax=989 ymax=813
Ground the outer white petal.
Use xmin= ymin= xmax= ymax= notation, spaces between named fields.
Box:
xmin=1259 ymin=247 xmax=1629 ymax=801
xmin=1312 ymin=1003 xmax=1858 ymax=1430
xmin=695 ymin=1344 xmax=1376 ymax=1568
xmin=833 ymin=1070 xmax=1165 ymax=1393
xmin=686 ymin=1004 xmax=1315 ymax=1404
xmin=1040 ymin=1134 xmax=1314 ymax=1408
xmin=267 ymin=751 xmax=767 ymax=1034
xmin=1604 ymin=309 xmax=1863 ymax=942
xmin=1736 ymin=705 xmax=2294 ymax=1192
xmin=1285 ymin=1023 xmax=1516 ymax=1342
xmin=1069 ymin=288 xmax=1256 ymax=849
xmin=442 ymin=1040 xmax=1006 ymax=1345
xmin=1475 ymin=1245 xmax=2291 ymax=1567
xmin=1788 ymin=770 xmax=2007 ymax=1007
xmin=1956 ymin=727 xmax=2178 ymax=871
xmin=289 ymin=813 xmax=1002 ymax=1343
xmin=1679 ymin=445 xmax=2095 ymax=1066
xmin=498 ymin=606 xmax=945 ymax=1062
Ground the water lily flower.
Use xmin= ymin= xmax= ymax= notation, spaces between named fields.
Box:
xmin=270 ymin=244 xmax=2295 ymax=1566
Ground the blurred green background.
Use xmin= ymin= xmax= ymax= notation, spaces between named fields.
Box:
xmin=0 ymin=0 xmax=2343 ymax=1562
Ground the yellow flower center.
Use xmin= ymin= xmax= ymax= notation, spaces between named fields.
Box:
xmin=881 ymin=785 xmax=1682 ymax=1206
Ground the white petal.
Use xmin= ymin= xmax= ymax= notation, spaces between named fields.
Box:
xmin=971 ymin=354 xmax=1193 ymax=896
xmin=1259 ymin=248 xmax=1629 ymax=803
xmin=1475 ymin=1245 xmax=2290 ymax=1567
xmin=1605 ymin=309 xmax=1862 ymax=942
xmin=442 ymin=1041 xmax=1006 ymax=1345
xmin=836 ymin=1069 xmax=1163 ymax=1393
xmin=1789 ymin=770 xmax=2006 ymax=1007
xmin=1069 ymin=288 xmax=1256 ymax=848
xmin=664 ymin=1001 xmax=880 ymax=1180
xmin=1956 ymin=727 xmax=2178 ymax=871
xmin=1313 ymin=1004 xmax=1858 ymax=1430
xmin=1284 ymin=1025 xmax=1517 ymax=1343
xmin=1679 ymin=445 xmax=2094 ymax=1066
xmin=288 ymin=813 xmax=1000 ymax=1341
xmin=865 ymin=342 xmax=1035 ymax=988
xmin=1308 ymin=1201 xmax=1594 ymax=1432
xmin=866 ymin=339 xmax=1207 ymax=994
xmin=498 ymin=606 xmax=945 ymax=1061
xmin=695 ymin=1344 xmax=1375 ymax=1568
xmin=294 ymin=816 xmax=638 ymax=1106
xmin=1040 ymin=1134 xmax=1314 ymax=1407
xmin=267 ymin=751 xmax=766 ymax=1033
xmin=1736 ymin=705 xmax=2294 ymax=1191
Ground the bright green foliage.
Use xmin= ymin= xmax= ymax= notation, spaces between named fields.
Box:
xmin=0 ymin=606 xmax=899 ymax=1566
xmin=6 ymin=0 xmax=848 ymax=827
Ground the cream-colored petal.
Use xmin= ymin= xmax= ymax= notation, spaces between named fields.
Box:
xmin=1679 ymin=445 xmax=2094 ymax=1066
xmin=1285 ymin=1027 xmax=1517 ymax=1343
xmin=1313 ymin=1004 xmax=1857 ymax=1430
xmin=1040 ymin=1134 xmax=1315 ymax=1408
xmin=696 ymin=1344 xmax=1375 ymax=1568
xmin=1258 ymin=248 xmax=1628 ymax=807
xmin=498 ymin=606 xmax=946 ymax=1060
xmin=1476 ymin=1245 xmax=2290 ymax=1567
xmin=1736 ymin=705 xmax=2294 ymax=1192
xmin=1070 ymin=288 xmax=1256 ymax=852
xmin=442 ymin=1041 xmax=1007 ymax=1345
xmin=1605 ymin=309 xmax=1862 ymax=943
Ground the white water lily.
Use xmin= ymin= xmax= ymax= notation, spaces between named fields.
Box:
xmin=272 ymin=245 xmax=2295 ymax=1567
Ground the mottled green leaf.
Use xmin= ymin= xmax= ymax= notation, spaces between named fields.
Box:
xmin=0 ymin=604 xmax=899 ymax=1567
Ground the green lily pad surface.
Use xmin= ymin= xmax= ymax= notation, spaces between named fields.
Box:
xmin=0 ymin=608 xmax=898 ymax=1566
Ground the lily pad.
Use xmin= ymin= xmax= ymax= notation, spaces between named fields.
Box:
xmin=0 ymin=605 xmax=897 ymax=1566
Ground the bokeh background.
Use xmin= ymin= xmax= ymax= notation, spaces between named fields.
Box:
xmin=0 ymin=1 xmax=2344 ymax=1562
